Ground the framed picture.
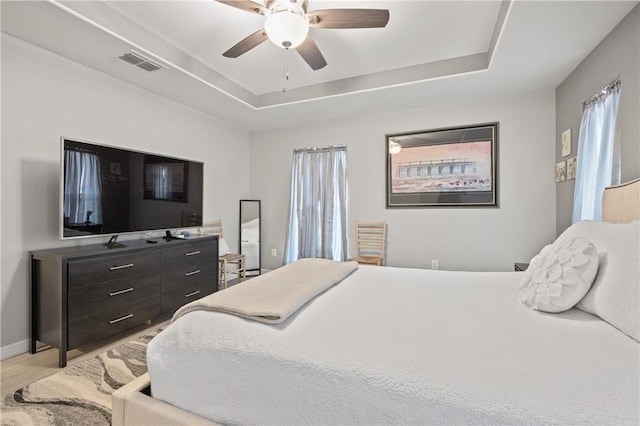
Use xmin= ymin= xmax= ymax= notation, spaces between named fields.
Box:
xmin=386 ymin=123 xmax=498 ymax=208
xmin=110 ymin=161 xmax=121 ymax=175
xmin=143 ymin=155 xmax=188 ymax=202
xmin=561 ymin=129 xmax=572 ymax=157
xmin=555 ymin=160 xmax=567 ymax=183
xmin=567 ymin=157 xmax=577 ymax=180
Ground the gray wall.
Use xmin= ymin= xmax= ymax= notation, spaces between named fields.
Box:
xmin=1 ymin=34 xmax=251 ymax=357
xmin=250 ymin=91 xmax=557 ymax=274
xmin=555 ymin=5 xmax=640 ymax=235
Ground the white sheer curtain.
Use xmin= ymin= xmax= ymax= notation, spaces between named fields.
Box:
xmin=64 ymin=150 xmax=103 ymax=224
xmin=572 ymin=80 xmax=621 ymax=223
xmin=284 ymin=146 xmax=347 ymax=264
xmin=148 ymin=163 xmax=173 ymax=199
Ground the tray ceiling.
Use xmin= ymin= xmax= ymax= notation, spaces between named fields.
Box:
xmin=1 ymin=1 xmax=637 ymax=130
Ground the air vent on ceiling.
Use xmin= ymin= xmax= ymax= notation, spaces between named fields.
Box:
xmin=118 ymin=51 xmax=165 ymax=72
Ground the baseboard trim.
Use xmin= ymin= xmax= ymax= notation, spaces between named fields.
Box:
xmin=1 ymin=339 xmax=29 ymax=361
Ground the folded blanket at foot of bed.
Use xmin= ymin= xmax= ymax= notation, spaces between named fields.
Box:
xmin=171 ymin=258 xmax=358 ymax=324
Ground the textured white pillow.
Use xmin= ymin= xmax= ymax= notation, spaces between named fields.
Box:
xmin=519 ymin=237 xmax=599 ymax=313
xmin=554 ymin=220 xmax=639 ymax=342
xmin=219 ymin=237 xmax=231 ymax=256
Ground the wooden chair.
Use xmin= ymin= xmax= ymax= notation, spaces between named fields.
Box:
xmin=181 ymin=211 xmax=202 ymax=227
xmin=351 ymin=221 xmax=387 ymax=266
xmin=199 ymin=220 xmax=246 ymax=289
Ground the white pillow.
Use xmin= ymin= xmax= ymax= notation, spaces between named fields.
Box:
xmin=219 ymin=237 xmax=231 ymax=256
xmin=519 ymin=237 xmax=600 ymax=313
xmin=554 ymin=220 xmax=639 ymax=342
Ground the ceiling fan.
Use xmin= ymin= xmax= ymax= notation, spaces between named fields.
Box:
xmin=216 ymin=0 xmax=390 ymax=70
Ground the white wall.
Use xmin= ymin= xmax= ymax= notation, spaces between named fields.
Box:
xmin=556 ymin=5 xmax=639 ymax=235
xmin=0 ymin=33 xmax=558 ymax=358
xmin=0 ymin=35 xmax=251 ymax=356
xmin=251 ymin=91 xmax=557 ymax=273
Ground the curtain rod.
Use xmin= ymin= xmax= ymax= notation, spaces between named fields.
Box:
xmin=66 ymin=145 xmax=99 ymax=154
xmin=293 ymin=145 xmax=346 ymax=153
xmin=583 ymin=77 xmax=621 ymax=107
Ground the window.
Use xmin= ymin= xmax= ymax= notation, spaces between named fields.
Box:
xmin=572 ymin=78 xmax=621 ymax=222
xmin=63 ymin=150 xmax=103 ymax=225
xmin=143 ymin=155 xmax=188 ymax=202
xmin=284 ymin=146 xmax=347 ymax=263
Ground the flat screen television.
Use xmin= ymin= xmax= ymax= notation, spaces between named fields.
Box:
xmin=61 ymin=138 xmax=203 ymax=243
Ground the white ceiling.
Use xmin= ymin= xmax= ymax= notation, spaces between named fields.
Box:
xmin=2 ymin=1 xmax=638 ymax=131
xmin=104 ymin=1 xmax=504 ymax=95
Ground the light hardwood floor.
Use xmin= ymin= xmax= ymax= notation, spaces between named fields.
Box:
xmin=1 ymin=320 xmax=168 ymax=396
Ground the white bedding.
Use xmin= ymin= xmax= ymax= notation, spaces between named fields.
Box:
xmin=241 ymin=241 xmax=259 ymax=270
xmin=147 ymin=265 xmax=639 ymax=425
xmin=241 ymin=218 xmax=260 ymax=271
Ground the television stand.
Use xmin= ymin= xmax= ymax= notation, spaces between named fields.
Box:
xmin=104 ymin=235 xmax=127 ymax=249
xmin=30 ymin=235 xmax=219 ymax=367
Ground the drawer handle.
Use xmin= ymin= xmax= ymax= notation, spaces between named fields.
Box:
xmin=185 ymin=251 xmax=201 ymax=256
xmin=109 ymin=314 xmax=133 ymax=324
xmin=109 ymin=288 xmax=134 ymax=297
xmin=109 ymin=263 xmax=134 ymax=271
xmin=185 ymin=270 xmax=201 ymax=277
xmin=185 ymin=290 xmax=201 ymax=298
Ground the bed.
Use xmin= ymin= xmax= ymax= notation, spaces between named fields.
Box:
xmin=240 ymin=218 xmax=260 ymax=272
xmin=113 ymin=179 xmax=640 ymax=425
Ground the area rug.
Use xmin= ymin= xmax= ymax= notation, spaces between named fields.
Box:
xmin=1 ymin=328 xmax=161 ymax=426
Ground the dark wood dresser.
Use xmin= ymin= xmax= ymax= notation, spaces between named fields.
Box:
xmin=30 ymin=235 xmax=218 ymax=367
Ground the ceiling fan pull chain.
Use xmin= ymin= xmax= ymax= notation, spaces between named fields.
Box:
xmin=282 ymin=49 xmax=290 ymax=93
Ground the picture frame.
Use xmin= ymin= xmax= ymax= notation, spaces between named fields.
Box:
xmin=555 ymin=160 xmax=567 ymax=183
xmin=386 ymin=123 xmax=498 ymax=208
xmin=567 ymin=157 xmax=577 ymax=180
xmin=143 ymin=155 xmax=188 ymax=202
xmin=561 ymin=129 xmax=572 ymax=157
xmin=110 ymin=161 xmax=121 ymax=175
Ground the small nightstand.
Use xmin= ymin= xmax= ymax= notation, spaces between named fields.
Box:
xmin=514 ymin=262 xmax=529 ymax=272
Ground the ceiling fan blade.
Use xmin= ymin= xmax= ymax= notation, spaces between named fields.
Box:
xmin=296 ymin=37 xmax=327 ymax=71
xmin=308 ymin=9 xmax=390 ymax=29
xmin=223 ymin=29 xmax=268 ymax=58
xmin=216 ymin=0 xmax=267 ymax=15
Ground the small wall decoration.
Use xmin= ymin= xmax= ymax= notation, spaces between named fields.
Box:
xmin=567 ymin=157 xmax=577 ymax=180
xmin=555 ymin=160 xmax=567 ymax=183
xmin=386 ymin=122 xmax=498 ymax=207
xmin=110 ymin=161 xmax=121 ymax=175
xmin=561 ymin=129 xmax=572 ymax=157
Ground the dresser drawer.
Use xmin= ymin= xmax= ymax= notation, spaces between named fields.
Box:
xmin=162 ymin=241 xmax=217 ymax=267
xmin=68 ymin=251 xmax=160 ymax=288
xmin=161 ymin=278 xmax=216 ymax=315
xmin=68 ymin=295 xmax=160 ymax=349
xmin=68 ymin=274 xmax=160 ymax=321
xmin=162 ymin=261 xmax=217 ymax=291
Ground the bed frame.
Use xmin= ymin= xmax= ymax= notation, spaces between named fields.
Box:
xmin=112 ymin=373 xmax=219 ymax=426
xmin=112 ymin=178 xmax=640 ymax=426
xmin=602 ymin=177 xmax=640 ymax=223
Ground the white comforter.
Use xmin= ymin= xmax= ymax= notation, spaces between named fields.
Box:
xmin=147 ymin=265 xmax=639 ymax=425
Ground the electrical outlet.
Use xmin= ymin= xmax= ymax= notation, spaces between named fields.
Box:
xmin=431 ymin=259 xmax=439 ymax=270
xmin=271 ymin=248 xmax=277 ymax=257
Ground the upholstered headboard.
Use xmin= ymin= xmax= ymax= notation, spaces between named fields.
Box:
xmin=602 ymin=178 xmax=640 ymax=224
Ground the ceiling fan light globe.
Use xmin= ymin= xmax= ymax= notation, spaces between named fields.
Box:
xmin=264 ymin=11 xmax=309 ymax=49
xmin=389 ymin=140 xmax=402 ymax=155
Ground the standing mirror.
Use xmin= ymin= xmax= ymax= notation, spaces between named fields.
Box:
xmin=239 ymin=200 xmax=261 ymax=276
